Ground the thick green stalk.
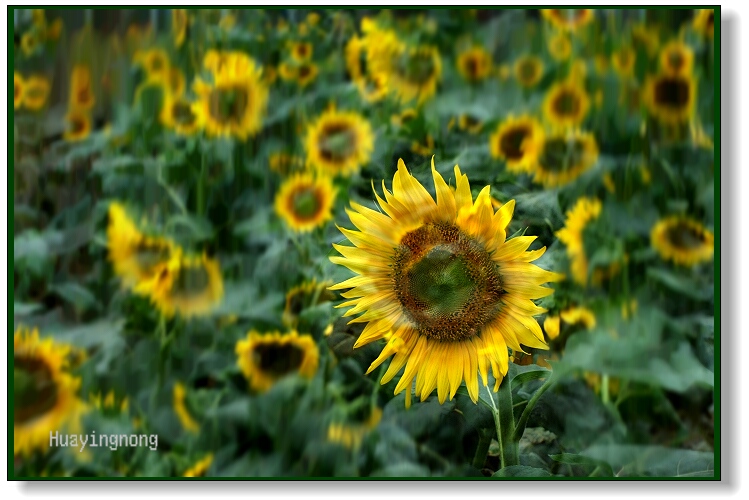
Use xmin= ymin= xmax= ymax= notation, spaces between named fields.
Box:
xmin=486 ymin=379 xmax=519 ymax=469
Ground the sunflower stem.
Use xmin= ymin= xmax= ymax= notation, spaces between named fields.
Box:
xmin=512 ymin=372 xmax=555 ymax=442
xmin=472 ymin=428 xmax=493 ymax=470
xmin=197 ymin=152 xmax=206 ymax=216
xmin=486 ymin=379 xmax=518 ymax=469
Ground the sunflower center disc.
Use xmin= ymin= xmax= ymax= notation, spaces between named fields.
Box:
xmin=666 ymin=222 xmax=706 ymax=249
xmin=393 ymin=223 xmax=504 ymax=342
xmin=253 ymin=343 xmax=305 ymax=378
xmin=174 ymin=264 xmax=210 ymax=297
xmin=500 ymin=126 xmax=531 ymax=160
xmin=172 ymin=101 xmax=197 ymax=126
xmin=654 ymin=77 xmax=690 ymax=108
xmin=135 ymin=241 xmax=172 ymax=275
xmin=539 ymin=137 xmax=585 ymax=173
xmin=210 ymin=86 xmax=249 ymax=124
xmin=292 ymin=188 xmax=321 ymax=219
xmin=668 ymin=52 xmax=685 ymax=71
xmin=401 ymin=52 xmax=435 ymax=85
xmin=14 ymin=356 xmax=58 ymax=424
xmin=319 ymin=125 xmax=355 ymax=162
xmin=519 ymin=61 xmax=538 ymax=82
xmin=553 ymin=91 xmax=581 ymax=116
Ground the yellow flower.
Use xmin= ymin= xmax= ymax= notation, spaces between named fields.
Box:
xmin=235 ymin=330 xmax=320 ymax=392
xmin=160 ymin=94 xmax=202 ymax=136
xmin=540 ymin=9 xmax=595 ymax=33
xmin=283 ymin=280 xmax=336 ymax=327
xmin=528 ymin=128 xmax=599 ymax=188
xmin=14 ymin=72 xmax=25 ymax=109
xmin=306 ymin=12 xmax=321 ymax=26
xmin=268 ymin=152 xmax=305 ymax=176
xmin=345 ymin=35 xmax=389 ymax=103
xmin=135 ymin=252 xmax=224 ymax=319
xmin=295 ymin=62 xmax=319 ymax=87
xmin=611 ymin=47 xmax=636 ymax=79
xmin=173 ymin=382 xmax=199 ymax=433
xmin=543 ymin=315 xmax=561 ymax=340
xmin=693 ymin=9 xmax=714 ymax=39
xmin=21 ymin=75 xmax=51 ymax=111
xmin=275 ymin=172 xmax=337 ymax=233
xmin=172 ymin=9 xmax=188 ymax=48
xmin=651 ymin=216 xmax=714 ymax=266
xmin=21 ymin=31 xmax=40 ymax=57
xmin=560 ymin=306 xmax=596 ymax=330
xmin=659 ymin=40 xmax=694 ymax=76
xmin=184 ymin=454 xmax=213 ymax=477
xmin=290 ymin=41 xmax=313 ymax=62
xmin=631 ymin=22 xmax=660 ymax=57
xmin=89 ymin=390 xmax=129 ymax=414
xmin=379 ymin=43 xmax=442 ymax=106
xmin=547 ymin=33 xmax=572 ymax=61
xmin=411 ymin=134 xmax=435 ymax=157
xmin=167 ymin=67 xmax=186 ymax=97
xmin=489 ymin=114 xmax=545 ymax=173
xmin=391 ymin=108 xmax=418 ymax=128
xmin=304 ymin=107 xmax=374 ymax=177
xmin=456 ymin=46 xmax=493 ymax=83
xmin=514 ymin=55 xmax=544 ymax=88
xmin=543 ymin=80 xmax=590 ymax=128
xmin=327 ymin=407 xmax=382 ymax=450
xmin=642 ymin=72 xmax=697 ymax=126
xmin=497 ymin=64 xmax=511 ymax=82
xmin=68 ymin=64 xmax=96 ymax=111
xmin=329 ymin=158 xmax=563 ymax=407
xmin=14 ymin=326 xmax=87 ymax=458
xmin=64 ymin=109 xmax=92 ymax=142
xmin=458 ymin=114 xmax=484 ymax=135
xmin=133 ymin=48 xmax=170 ymax=82
xmin=192 ymin=51 xmax=269 ymax=140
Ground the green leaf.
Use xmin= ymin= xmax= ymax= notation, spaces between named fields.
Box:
xmin=646 ymin=267 xmax=712 ymax=301
xmin=508 ymin=363 xmax=553 ymax=388
xmin=49 ymin=282 xmax=100 ymax=313
xmin=580 ymin=444 xmax=714 ymax=477
xmin=492 ymin=465 xmax=552 ymax=477
xmin=370 ymin=462 xmax=431 ymax=477
xmin=550 ymin=453 xmax=614 ymax=476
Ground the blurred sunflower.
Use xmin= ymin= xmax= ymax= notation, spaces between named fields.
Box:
xmin=269 ymin=152 xmax=305 ymax=176
xmin=489 ymin=114 xmax=544 ymax=173
xmin=458 ymin=114 xmax=483 ymax=135
xmin=327 ymin=407 xmax=383 ymax=450
xmin=540 ymin=9 xmax=595 ymax=33
xmin=380 ymin=43 xmax=443 ymax=106
xmin=304 ymin=107 xmax=374 ymax=177
xmin=68 ymin=64 xmax=95 ymax=111
xmin=391 ymin=108 xmax=418 ymax=128
xmin=21 ymin=75 xmax=51 ymax=111
xmin=63 ymin=110 xmax=92 ymax=142
xmin=107 ymin=202 xmax=177 ymax=290
xmin=345 ymin=36 xmax=389 ymax=103
xmin=89 ymin=390 xmax=129 ymax=415
xmin=14 ymin=326 xmax=87 ymax=458
xmin=693 ymin=9 xmax=714 ymax=39
xmin=642 ymin=72 xmax=696 ymax=125
xmin=295 ymin=62 xmax=319 ymax=87
xmin=172 ymin=9 xmax=188 ymax=48
xmin=542 ymin=80 xmax=590 ymax=128
xmin=631 ymin=22 xmax=660 ymax=57
xmin=133 ymin=48 xmax=170 ymax=82
xmin=514 ymin=55 xmax=544 ymax=88
xmin=193 ymin=52 xmax=269 ymax=140
xmin=160 ymin=94 xmax=201 ymax=136
xmin=456 ymin=46 xmax=492 ymax=83
xmin=14 ymin=72 xmax=24 ymax=109
xmin=651 ymin=216 xmax=714 ymax=266
xmin=235 ymin=330 xmax=320 ymax=392
xmin=135 ymin=252 xmax=224 ymax=319
xmin=611 ymin=47 xmax=636 ymax=79
xmin=290 ymin=41 xmax=313 ymax=62
xmin=659 ymin=40 xmax=694 ymax=76
xmin=544 ymin=305 xmax=596 ymax=341
xmin=184 ymin=454 xmax=213 ymax=477
xmin=547 ymin=33 xmax=572 ymax=61
xmin=167 ymin=67 xmax=186 ymax=97
xmin=21 ymin=31 xmax=40 ymax=57
xmin=173 ymin=382 xmax=199 ymax=433
xmin=527 ymin=128 xmax=598 ymax=188
xmin=283 ymin=280 xmax=336 ymax=327
xmin=275 ymin=172 xmax=337 ymax=233
xmin=329 ymin=158 xmax=562 ymax=407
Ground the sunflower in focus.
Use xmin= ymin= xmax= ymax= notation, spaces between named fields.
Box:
xmin=642 ymin=72 xmax=696 ymax=125
xmin=235 ymin=330 xmax=320 ymax=392
xmin=63 ymin=110 xmax=92 ymax=142
xmin=329 ymin=158 xmax=562 ymax=407
xmin=173 ymin=382 xmax=199 ymax=433
xmin=514 ymin=56 xmax=544 ymax=88
xmin=693 ymin=9 xmax=714 ymax=39
xmin=304 ymin=107 xmax=374 ymax=177
xmin=543 ymin=80 xmax=591 ymax=128
xmin=611 ymin=47 xmax=636 ymax=79
xmin=14 ymin=326 xmax=87 ymax=458
xmin=456 ymin=46 xmax=493 ymax=83
xmin=527 ymin=128 xmax=598 ymax=188
xmin=135 ymin=252 xmax=224 ymax=319
xmin=172 ymin=9 xmax=188 ymax=48
xmin=160 ymin=94 xmax=202 ymax=136
xmin=68 ymin=64 xmax=95 ymax=111
xmin=275 ymin=172 xmax=337 ymax=233
xmin=651 ymin=216 xmax=714 ymax=266
xmin=327 ymin=406 xmax=383 ymax=450
xmin=184 ymin=454 xmax=213 ymax=477
xmin=193 ymin=51 xmax=269 ymax=140
xmin=659 ymin=40 xmax=694 ymax=76
xmin=489 ymin=115 xmax=544 ymax=173
xmin=21 ymin=75 xmax=51 ymax=111
xmin=540 ymin=9 xmax=595 ymax=33
xmin=547 ymin=33 xmax=572 ymax=61
xmin=107 ymin=202 xmax=177 ymax=290
xmin=14 ymin=72 xmax=24 ymax=109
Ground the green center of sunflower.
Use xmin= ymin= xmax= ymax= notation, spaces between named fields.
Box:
xmin=253 ymin=342 xmax=305 ymax=378
xmin=172 ymin=263 xmax=210 ymax=297
xmin=134 ymin=240 xmax=172 ymax=274
xmin=667 ymin=51 xmax=685 ymax=71
xmin=77 ymin=85 xmax=91 ymax=106
xmin=465 ymin=57 xmax=480 ymax=79
xmin=552 ymin=90 xmax=582 ymax=117
xmin=653 ymin=76 xmax=690 ymax=109
xmin=26 ymin=85 xmax=45 ymax=101
xmin=290 ymin=187 xmax=321 ymax=220
xmin=518 ymin=60 xmax=539 ymax=82
xmin=538 ymin=136 xmax=586 ymax=173
xmin=69 ymin=117 xmax=87 ymax=135
xmin=319 ymin=124 xmax=356 ymax=162
xmin=666 ymin=222 xmax=707 ymax=249
xmin=150 ymin=56 xmax=166 ymax=74
xmin=499 ymin=125 xmax=531 ymax=160
xmin=399 ymin=51 xmax=436 ymax=85
xmin=171 ymin=101 xmax=197 ymax=126
xmin=393 ymin=222 xmax=504 ymax=342
xmin=14 ymin=356 xmax=58 ymax=424
xmin=209 ymin=86 xmax=249 ymax=124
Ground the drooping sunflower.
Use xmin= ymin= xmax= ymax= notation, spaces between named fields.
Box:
xmin=659 ymin=40 xmax=694 ymax=76
xmin=173 ymin=382 xmax=199 ymax=433
xmin=235 ymin=330 xmax=320 ymax=392
xmin=21 ymin=75 xmax=51 ymax=111
xmin=540 ymin=9 xmax=595 ymax=33
xmin=514 ymin=55 xmax=544 ymax=88
xmin=489 ymin=114 xmax=545 ymax=173
xmin=651 ymin=215 xmax=714 ymax=266
xmin=14 ymin=72 xmax=24 ymax=109
xmin=68 ymin=64 xmax=95 ymax=111
xmin=329 ymin=158 xmax=563 ymax=407
xmin=106 ymin=202 xmax=177 ymax=290
xmin=14 ymin=326 xmax=87 ymax=458
xmin=134 ymin=252 xmax=224 ymax=319
xmin=529 ymin=128 xmax=599 ymax=188
xmin=693 ymin=9 xmax=714 ymax=39
xmin=543 ymin=80 xmax=591 ymax=128
xmin=304 ymin=107 xmax=374 ymax=177
xmin=172 ymin=9 xmax=188 ymax=48
xmin=275 ymin=172 xmax=337 ymax=233
xmin=456 ymin=46 xmax=493 ymax=83
xmin=327 ymin=407 xmax=383 ymax=450
xmin=642 ymin=72 xmax=696 ymax=125
xmin=160 ymin=94 xmax=202 ymax=136
xmin=283 ymin=279 xmax=336 ymax=327
xmin=184 ymin=454 xmax=213 ymax=477
xmin=63 ymin=110 xmax=92 ymax=142
xmin=547 ymin=33 xmax=572 ymax=61
xmin=611 ymin=47 xmax=636 ymax=79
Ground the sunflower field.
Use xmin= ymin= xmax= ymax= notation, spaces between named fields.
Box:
xmin=12 ymin=8 xmax=717 ymax=479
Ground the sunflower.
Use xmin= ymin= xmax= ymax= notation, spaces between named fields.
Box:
xmin=329 ymin=158 xmax=562 ymax=407
xmin=63 ymin=110 xmax=92 ymax=142
xmin=642 ymin=72 xmax=696 ymax=125
xmin=514 ymin=55 xmax=544 ymax=88
xmin=543 ymin=306 xmax=596 ymax=342
xmin=184 ymin=454 xmax=213 ymax=477
xmin=651 ymin=216 xmax=714 ymax=266
xmin=631 ymin=22 xmax=660 ymax=57
xmin=458 ymin=114 xmax=483 ymax=135
xmin=135 ymin=252 xmax=224 ymax=319
xmin=659 ymin=40 xmax=694 ymax=77
xmin=275 ymin=172 xmax=337 ymax=233
xmin=345 ymin=36 xmax=389 ymax=103
xmin=14 ymin=72 xmax=24 ymax=109
xmin=89 ymin=390 xmax=129 ymax=415
xmin=382 ymin=43 xmax=442 ymax=106
xmin=456 ymin=46 xmax=493 ymax=83
xmin=160 ymin=94 xmax=202 ymax=136
xmin=193 ymin=52 xmax=269 ymax=140
xmin=173 ymin=382 xmax=199 ymax=433
xmin=304 ymin=107 xmax=374 ymax=177
xmin=295 ymin=62 xmax=319 ymax=88
xmin=269 ymin=152 xmax=305 ymax=176
xmin=68 ymin=64 xmax=95 ymax=111
xmin=172 ymin=9 xmax=188 ymax=48
xmin=489 ymin=115 xmax=545 ymax=173
xmin=166 ymin=67 xmax=186 ymax=97
xmin=21 ymin=31 xmax=40 ymax=57
xmin=611 ymin=47 xmax=636 ymax=79
xmin=693 ymin=9 xmax=714 ymax=39
xmin=133 ymin=48 xmax=170 ymax=82
xmin=290 ymin=41 xmax=313 ymax=62
xmin=543 ymin=80 xmax=590 ymax=128
xmin=327 ymin=407 xmax=383 ymax=450
xmin=235 ymin=330 xmax=320 ymax=392
xmin=540 ymin=9 xmax=595 ymax=33
xmin=283 ymin=280 xmax=336 ymax=327
xmin=21 ymin=75 xmax=51 ymax=111
xmin=106 ymin=202 xmax=177 ymax=290
xmin=391 ymin=108 xmax=418 ymax=128
xmin=547 ymin=33 xmax=572 ymax=61
xmin=14 ymin=326 xmax=87 ymax=458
